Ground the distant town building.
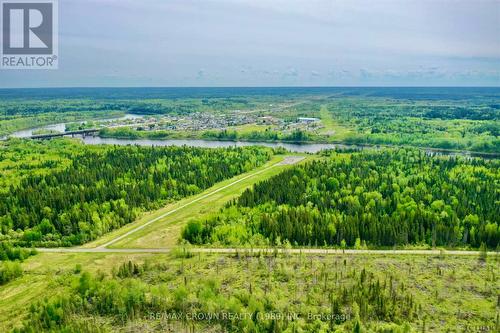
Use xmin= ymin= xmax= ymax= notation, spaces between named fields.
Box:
xmin=259 ymin=116 xmax=279 ymax=125
xmin=297 ymin=117 xmax=320 ymax=123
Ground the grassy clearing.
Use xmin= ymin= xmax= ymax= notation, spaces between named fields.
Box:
xmin=318 ymin=105 xmax=353 ymax=139
xmin=2 ymin=251 xmax=498 ymax=332
xmin=226 ymin=123 xmax=271 ymax=134
xmin=0 ymin=251 xmax=170 ymax=332
xmin=108 ymin=155 xmax=309 ymax=249
xmin=80 ymin=155 xmax=285 ymax=248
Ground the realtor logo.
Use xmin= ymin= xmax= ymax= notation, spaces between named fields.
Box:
xmin=1 ymin=0 xmax=58 ymax=69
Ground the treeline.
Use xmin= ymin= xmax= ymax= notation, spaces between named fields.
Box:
xmin=343 ymin=129 xmax=500 ymax=154
xmin=0 ymin=97 xmax=258 ymax=122
xmin=128 ymin=97 xmax=252 ymax=115
xmin=0 ymin=111 xmax=124 ymax=136
xmin=101 ymin=127 xmax=314 ymax=144
xmin=0 ymin=142 xmax=272 ymax=246
xmin=202 ymin=129 xmax=311 ymax=143
xmin=184 ymin=149 xmax=500 ymax=248
xmin=326 ymin=99 xmax=500 ymax=153
xmin=0 ymin=243 xmax=36 ymax=261
xmin=0 ymin=100 xmax=124 ymax=117
xmin=423 ymin=105 xmax=498 ymax=121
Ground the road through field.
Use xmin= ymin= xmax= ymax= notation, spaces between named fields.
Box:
xmin=34 ymin=154 xmax=498 ymax=257
xmin=94 ymin=156 xmax=304 ymax=249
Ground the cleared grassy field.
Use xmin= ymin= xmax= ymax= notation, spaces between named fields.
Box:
xmin=0 ymin=251 xmax=169 ymax=332
xmin=225 ymin=123 xmax=271 ymax=134
xmin=3 ymin=251 xmax=498 ymax=332
xmin=318 ymin=105 xmax=353 ymax=139
xmin=107 ymin=155 xmax=309 ymax=249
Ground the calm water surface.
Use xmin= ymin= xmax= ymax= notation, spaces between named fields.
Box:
xmin=5 ymin=116 xmax=497 ymax=157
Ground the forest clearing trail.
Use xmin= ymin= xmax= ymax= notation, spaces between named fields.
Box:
xmin=45 ymin=155 xmax=306 ymax=250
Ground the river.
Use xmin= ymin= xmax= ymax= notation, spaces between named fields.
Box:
xmin=80 ymin=136 xmax=349 ymax=153
xmin=6 ymin=114 xmax=355 ymax=153
xmin=9 ymin=114 xmax=143 ymax=138
xmin=5 ymin=116 xmax=497 ymax=157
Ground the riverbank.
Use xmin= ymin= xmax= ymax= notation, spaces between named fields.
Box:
xmin=99 ymin=128 xmax=500 ymax=158
xmin=0 ymin=111 xmax=125 ymax=139
xmin=5 ymin=118 xmax=499 ymax=158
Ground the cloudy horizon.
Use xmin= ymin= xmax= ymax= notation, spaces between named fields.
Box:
xmin=1 ymin=0 xmax=499 ymax=88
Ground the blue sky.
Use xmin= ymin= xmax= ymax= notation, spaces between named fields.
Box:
xmin=1 ymin=0 xmax=499 ymax=87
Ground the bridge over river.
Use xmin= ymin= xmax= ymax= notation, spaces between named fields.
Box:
xmin=29 ymin=129 xmax=99 ymax=139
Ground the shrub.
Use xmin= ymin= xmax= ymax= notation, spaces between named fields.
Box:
xmin=0 ymin=261 xmax=22 ymax=285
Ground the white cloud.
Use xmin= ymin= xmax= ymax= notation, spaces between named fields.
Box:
xmin=1 ymin=0 xmax=499 ymax=87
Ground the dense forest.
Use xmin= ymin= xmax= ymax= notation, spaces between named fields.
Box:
xmin=0 ymin=140 xmax=272 ymax=246
xmin=0 ymin=97 xmax=259 ymax=117
xmin=326 ymin=99 xmax=500 ymax=153
xmin=183 ymin=149 xmax=500 ymax=249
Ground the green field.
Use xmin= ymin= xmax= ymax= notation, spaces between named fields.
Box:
xmin=2 ymin=251 xmax=498 ymax=332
